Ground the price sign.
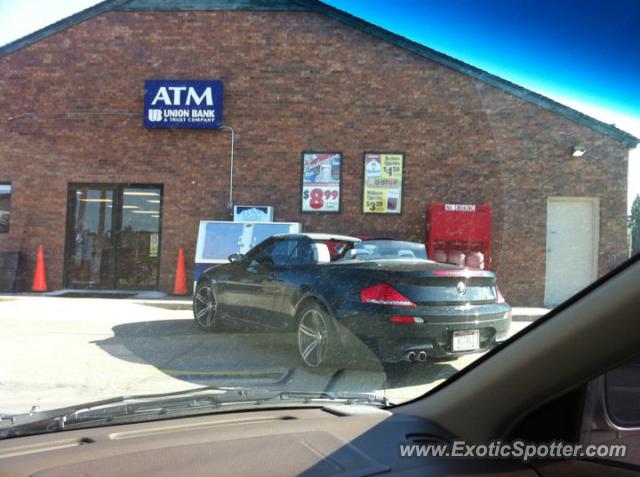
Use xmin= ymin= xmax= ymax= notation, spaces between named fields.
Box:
xmin=363 ymin=153 xmax=404 ymax=214
xmin=301 ymin=153 xmax=341 ymax=212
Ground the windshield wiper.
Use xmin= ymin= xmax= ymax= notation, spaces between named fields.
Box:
xmin=0 ymin=386 xmax=259 ymax=439
xmin=279 ymin=391 xmax=390 ymax=406
xmin=0 ymin=386 xmax=387 ymax=439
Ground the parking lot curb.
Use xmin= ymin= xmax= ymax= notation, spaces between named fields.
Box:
xmin=135 ymin=300 xmax=192 ymax=310
xmin=0 ymin=294 xmax=193 ymax=310
xmin=511 ymin=307 xmax=550 ymax=322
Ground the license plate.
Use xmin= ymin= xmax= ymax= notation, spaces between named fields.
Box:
xmin=452 ymin=330 xmax=480 ymax=352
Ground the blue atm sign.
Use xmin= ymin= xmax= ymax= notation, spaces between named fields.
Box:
xmin=144 ymin=80 xmax=223 ymax=129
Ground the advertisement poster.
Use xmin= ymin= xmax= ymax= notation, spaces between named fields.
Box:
xmin=301 ymin=153 xmax=341 ymax=212
xmin=363 ymin=153 xmax=404 ymax=214
xmin=149 ymin=233 xmax=159 ymax=258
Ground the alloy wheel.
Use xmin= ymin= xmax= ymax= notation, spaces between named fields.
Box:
xmin=194 ymin=285 xmax=217 ymax=329
xmin=297 ymin=308 xmax=329 ymax=367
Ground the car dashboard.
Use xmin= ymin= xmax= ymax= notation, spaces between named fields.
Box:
xmin=0 ymin=407 xmax=536 ymax=476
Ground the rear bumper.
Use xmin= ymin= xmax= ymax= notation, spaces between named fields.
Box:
xmin=335 ymin=302 xmax=511 ymax=362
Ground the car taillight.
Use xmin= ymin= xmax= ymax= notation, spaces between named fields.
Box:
xmin=360 ymin=283 xmax=416 ymax=307
xmin=390 ymin=315 xmax=424 ymax=324
xmin=496 ymin=287 xmax=505 ymax=303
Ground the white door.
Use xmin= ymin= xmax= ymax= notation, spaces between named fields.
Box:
xmin=544 ymin=198 xmax=599 ymax=307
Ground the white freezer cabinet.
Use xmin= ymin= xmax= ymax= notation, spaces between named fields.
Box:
xmin=193 ymin=221 xmax=302 ymax=284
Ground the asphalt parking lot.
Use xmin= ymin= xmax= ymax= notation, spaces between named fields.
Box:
xmin=0 ymin=297 xmax=534 ymax=414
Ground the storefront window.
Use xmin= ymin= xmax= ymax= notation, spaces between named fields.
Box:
xmin=0 ymin=183 xmax=11 ymax=233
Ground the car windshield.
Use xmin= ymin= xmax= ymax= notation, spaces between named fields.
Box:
xmin=338 ymin=240 xmax=428 ymax=261
xmin=0 ymin=0 xmax=638 ymax=438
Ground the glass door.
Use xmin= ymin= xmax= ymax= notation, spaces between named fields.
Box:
xmin=65 ymin=186 xmax=116 ymax=288
xmin=65 ymin=184 xmax=162 ymax=290
xmin=115 ymin=186 xmax=162 ymax=289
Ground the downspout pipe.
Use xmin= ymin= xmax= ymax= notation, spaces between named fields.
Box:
xmin=220 ymin=125 xmax=235 ymax=211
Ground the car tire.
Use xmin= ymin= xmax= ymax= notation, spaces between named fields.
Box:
xmin=295 ymin=301 xmax=343 ymax=371
xmin=193 ymin=281 xmax=222 ymax=332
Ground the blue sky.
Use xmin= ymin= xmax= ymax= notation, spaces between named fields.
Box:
xmin=1 ymin=0 xmax=639 ymax=207
xmin=326 ymin=0 xmax=640 ymax=117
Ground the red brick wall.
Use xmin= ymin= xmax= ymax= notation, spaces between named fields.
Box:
xmin=0 ymin=11 xmax=629 ymax=305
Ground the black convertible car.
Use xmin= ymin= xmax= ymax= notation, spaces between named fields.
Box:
xmin=193 ymin=233 xmax=511 ymax=368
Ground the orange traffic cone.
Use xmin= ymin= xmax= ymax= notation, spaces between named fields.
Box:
xmin=173 ymin=247 xmax=188 ymax=295
xmin=32 ymin=244 xmax=48 ymax=292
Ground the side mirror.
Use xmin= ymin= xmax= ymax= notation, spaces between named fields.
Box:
xmin=228 ymin=253 xmax=245 ymax=264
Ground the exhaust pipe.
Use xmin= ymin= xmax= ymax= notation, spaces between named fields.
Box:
xmin=417 ymin=351 xmax=427 ymax=362
xmin=406 ymin=351 xmax=417 ymax=362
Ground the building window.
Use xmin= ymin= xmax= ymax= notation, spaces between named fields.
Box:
xmin=0 ymin=183 xmax=11 ymax=233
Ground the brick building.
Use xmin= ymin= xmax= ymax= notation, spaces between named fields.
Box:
xmin=0 ymin=0 xmax=637 ymax=306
